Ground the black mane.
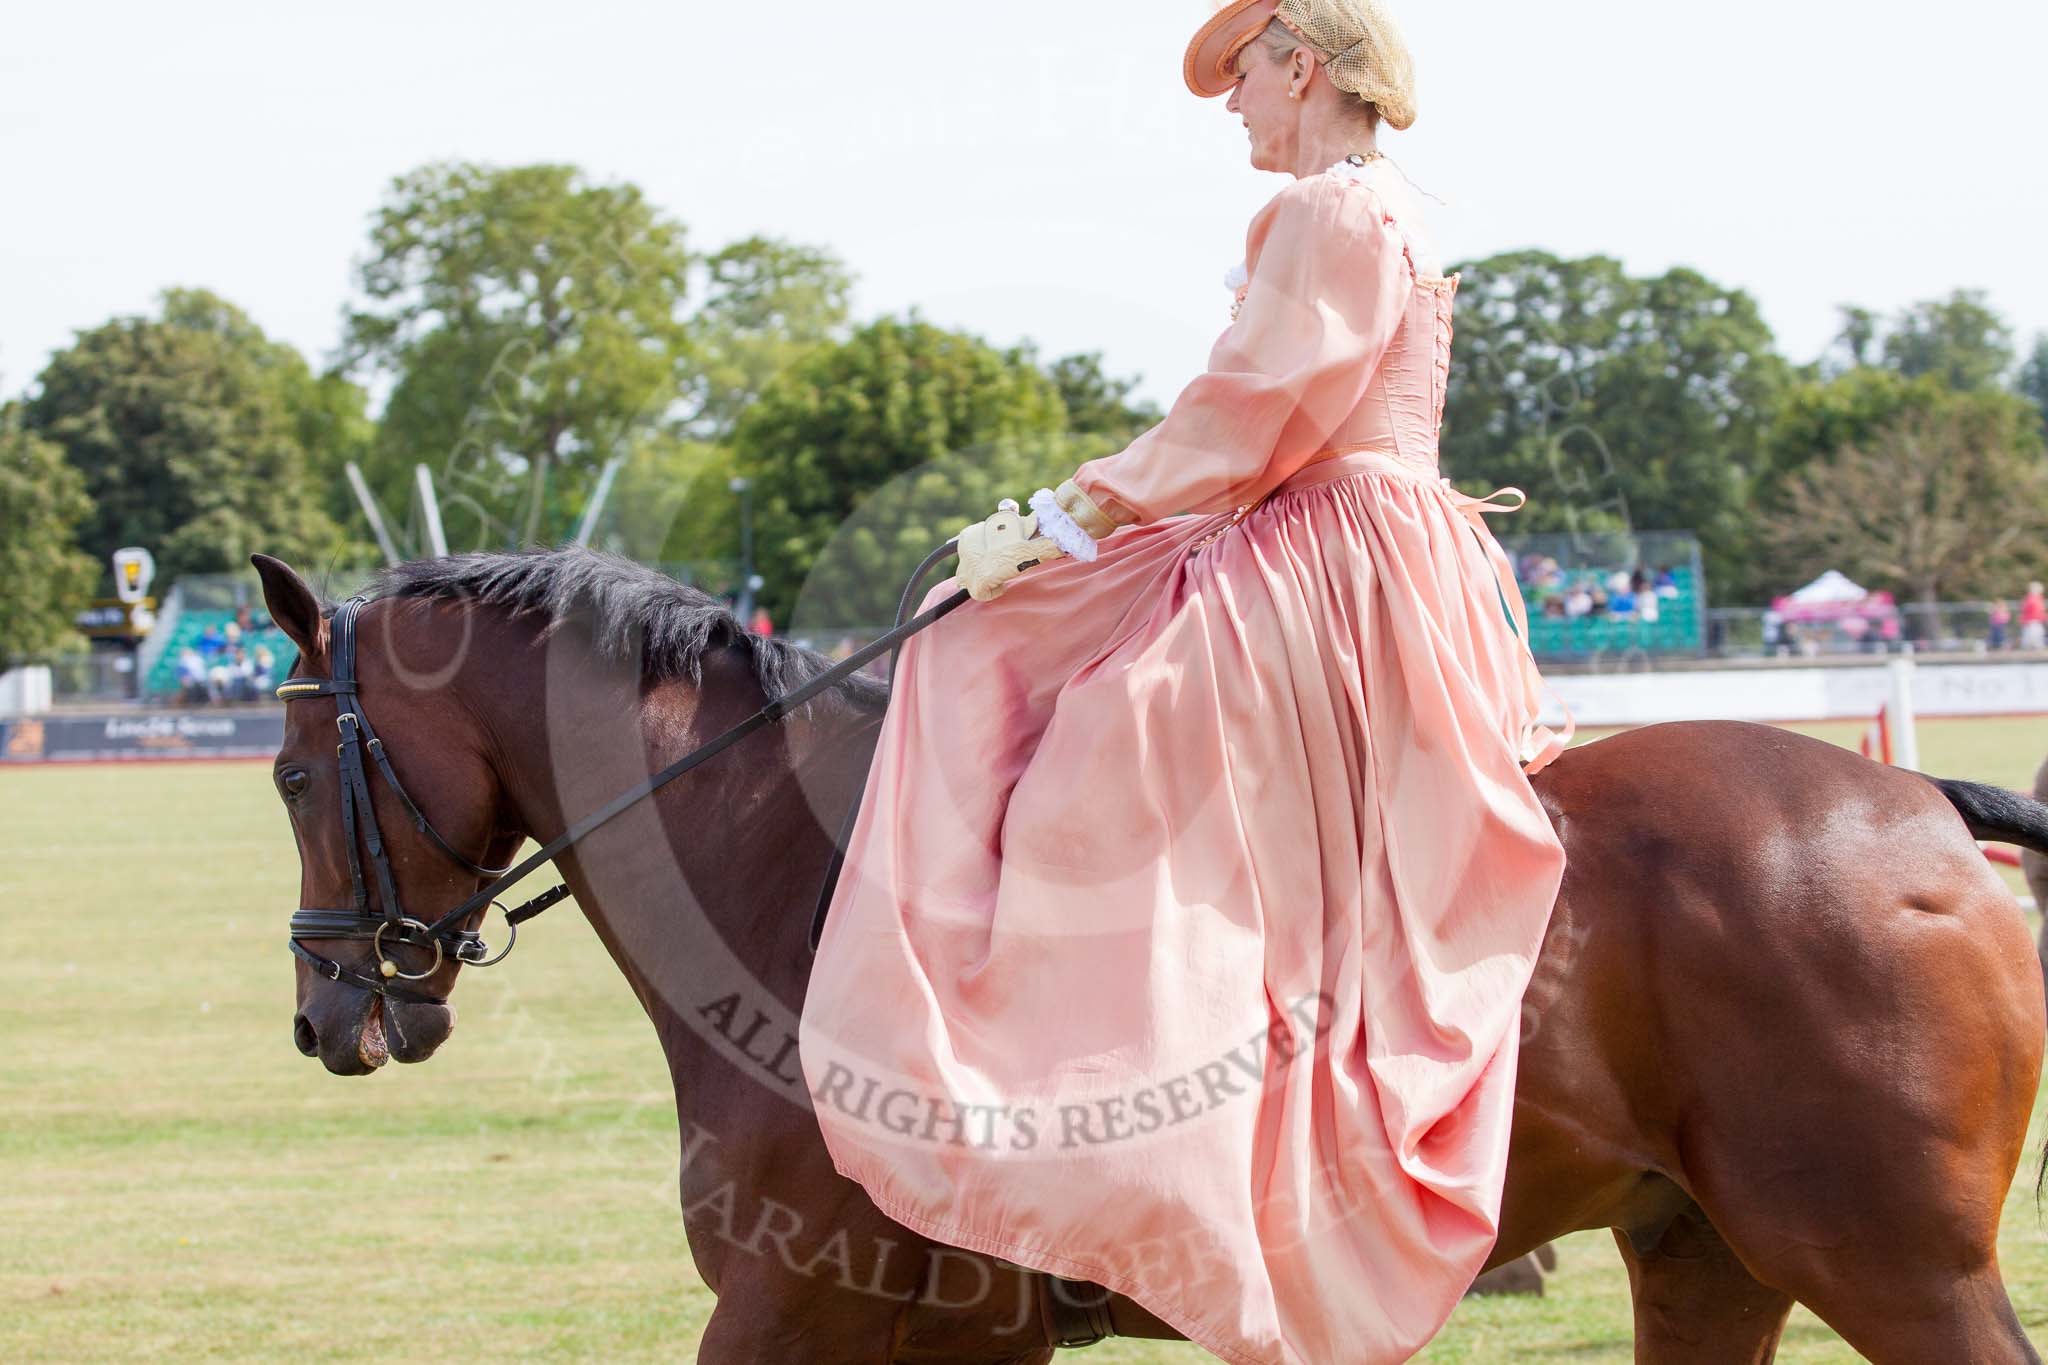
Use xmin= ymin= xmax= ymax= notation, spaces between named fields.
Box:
xmin=369 ymin=547 xmax=890 ymax=714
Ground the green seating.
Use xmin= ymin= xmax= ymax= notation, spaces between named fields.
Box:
xmin=1520 ymin=584 xmax=1702 ymax=660
xmin=145 ymin=610 xmax=296 ymax=697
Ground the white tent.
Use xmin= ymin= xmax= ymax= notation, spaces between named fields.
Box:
xmin=1785 ymin=570 xmax=1869 ymax=605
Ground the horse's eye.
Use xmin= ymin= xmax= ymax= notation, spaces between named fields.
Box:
xmin=278 ymin=769 xmax=310 ymax=800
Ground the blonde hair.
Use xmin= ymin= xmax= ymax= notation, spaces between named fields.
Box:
xmin=1250 ymin=20 xmax=1383 ymax=129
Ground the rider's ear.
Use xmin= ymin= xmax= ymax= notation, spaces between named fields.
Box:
xmin=252 ymin=554 xmax=326 ymax=658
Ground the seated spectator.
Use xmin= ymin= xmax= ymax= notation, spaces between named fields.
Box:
xmin=1631 ymin=570 xmax=1660 ymax=624
xmin=209 ymin=647 xmax=256 ymax=703
xmin=198 ymin=623 xmax=225 ymax=659
xmin=1654 ymin=566 xmax=1680 ymax=597
xmin=177 ymin=647 xmax=209 ymax=705
xmin=251 ymin=644 xmax=277 ymax=694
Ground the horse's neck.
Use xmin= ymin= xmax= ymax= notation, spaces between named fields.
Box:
xmin=486 ymin=639 xmax=881 ymax=1109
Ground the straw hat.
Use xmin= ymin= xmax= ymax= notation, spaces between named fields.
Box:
xmin=1183 ymin=0 xmax=1417 ymax=131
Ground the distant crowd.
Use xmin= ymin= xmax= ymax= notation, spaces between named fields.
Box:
xmin=176 ymin=606 xmax=278 ymax=704
xmin=1514 ymin=555 xmax=1684 ymax=622
xmin=1763 ymin=581 xmax=2048 ymax=656
xmin=1985 ymin=582 xmax=2048 ymax=651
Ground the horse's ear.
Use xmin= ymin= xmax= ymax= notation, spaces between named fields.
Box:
xmin=252 ymin=554 xmax=324 ymax=657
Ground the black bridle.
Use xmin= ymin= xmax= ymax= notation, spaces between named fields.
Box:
xmin=283 ymin=556 xmax=969 ymax=1005
xmin=278 ymin=597 xmax=521 ymax=1003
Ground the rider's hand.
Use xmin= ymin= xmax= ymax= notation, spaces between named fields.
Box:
xmin=955 ymin=499 xmax=1064 ymax=602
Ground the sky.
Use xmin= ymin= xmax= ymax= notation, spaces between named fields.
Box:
xmin=3 ymin=0 xmax=2043 ymax=409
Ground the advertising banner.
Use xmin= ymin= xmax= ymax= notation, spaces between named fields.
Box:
xmin=0 ymin=710 xmax=285 ymax=763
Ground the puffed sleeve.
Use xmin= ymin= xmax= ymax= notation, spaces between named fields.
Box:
xmin=1070 ymin=175 xmax=1413 ymax=527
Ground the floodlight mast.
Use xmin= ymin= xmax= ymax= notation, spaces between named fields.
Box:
xmin=345 ymin=463 xmax=402 ymax=567
xmin=415 ymin=465 xmax=450 ymax=559
xmin=572 ymin=457 xmax=626 ymax=548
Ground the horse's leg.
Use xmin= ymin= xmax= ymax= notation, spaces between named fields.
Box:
xmin=1764 ymin=1259 xmax=2039 ymax=1365
xmin=1722 ymin=1238 xmax=2042 ymax=1365
xmin=1670 ymin=971 xmax=2044 ymax=1358
xmin=690 ymin=1226 xmax=1056 ymax=1365
xmin=1612 ymin=1207 xmax=1794 ymax=1364
xmin=693 ymin=1277 xmax=905 ymax=1365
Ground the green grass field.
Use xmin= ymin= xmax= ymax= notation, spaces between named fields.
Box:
xmin=7 ymin=716 xmax=2048 ymax=1361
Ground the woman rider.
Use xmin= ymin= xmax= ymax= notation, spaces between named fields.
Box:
xmin=799 ymin=3 xmax=1570 ymax=1360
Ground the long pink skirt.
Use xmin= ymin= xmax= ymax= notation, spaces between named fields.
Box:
xmin=798 ymin=448 xmax=1570 ymax=1365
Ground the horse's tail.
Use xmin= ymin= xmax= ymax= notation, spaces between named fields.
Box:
xmin=1929 ymin=777 xmax=2048 ymax=856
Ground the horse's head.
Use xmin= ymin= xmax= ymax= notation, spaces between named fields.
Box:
xmin=255 ymin=554 xmax=522 ymax=1076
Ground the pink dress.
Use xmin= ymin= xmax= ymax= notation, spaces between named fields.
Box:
xmin=798 ymin=166 xmax=1570 ymax=1365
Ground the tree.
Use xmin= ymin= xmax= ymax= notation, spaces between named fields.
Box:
xmin=24 ymin=290 xmax=351 ymax=589
xmin=1441 ymin=251 xmax=1791 ymax=599
xmin=343 ymin=162 xmax=696 ymax=547
xmin=596 ymin=434 xmax=743 ymax=577
xmin=0 ymin=403 xmax=98 ymax=661
xmin=1826 ymin=306 xmax=1882 ymax=374
xmin=685 ymin=236 xmax=854 ymax=442
xmin=2018 ymin=334 xmax=2048 ymax=442
xmin=1880 ymin=290 xmax=2014 ymax=392
xmin=1759 ymin=389 xmax=2048 ymax=614
xmin=1044 ymin=351 xmax=1163 ymax=443
xmin=1758 ymin=367 xmax=1923 ymax=495
xmin=729 ymin=316 xmax=1082 ymax=625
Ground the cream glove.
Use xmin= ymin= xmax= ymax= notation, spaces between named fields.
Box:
xmin=955 ymin=499 xmax=1063 ymax=602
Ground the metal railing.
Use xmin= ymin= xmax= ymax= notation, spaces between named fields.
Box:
xmin=1708 ymin=602 xmax=2032 ymax=659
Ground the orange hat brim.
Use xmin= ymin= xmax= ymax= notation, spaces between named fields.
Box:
xmin=1183 ymin=0 xmax=1281 ymax=98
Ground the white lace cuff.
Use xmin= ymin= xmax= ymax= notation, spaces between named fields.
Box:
xmin=1029 ymin=488 xmax=1099 ymax=563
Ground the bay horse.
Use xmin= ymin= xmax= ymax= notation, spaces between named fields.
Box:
xmin=257 ymin=548 xmax=2046 ymax=1364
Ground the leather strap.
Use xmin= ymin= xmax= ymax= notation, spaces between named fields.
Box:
xmin=290 ymin=938 xmax=445 ymax=1006
xmin=1039 ymin=1273 xmax=1117 ymax=1349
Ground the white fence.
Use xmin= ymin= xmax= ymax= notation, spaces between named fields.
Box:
xmin=1539 ymin=658 xmax=2048 ymax=731
xmin=0 ymin=666 xmax=52 ymax=717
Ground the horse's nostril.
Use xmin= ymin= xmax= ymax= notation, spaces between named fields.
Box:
xmin=293 ymin=1013 xmax=319 ymax=1057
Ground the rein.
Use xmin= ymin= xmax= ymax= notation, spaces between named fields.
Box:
xmin=283 ymin=548 xmax=969 ymax=1002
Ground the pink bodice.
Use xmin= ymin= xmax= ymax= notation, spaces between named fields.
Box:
xmin=1318 ymin=272 xmax=1457 ymax=472
xmin=1072 ymin=171 xmax=1461 ymax=527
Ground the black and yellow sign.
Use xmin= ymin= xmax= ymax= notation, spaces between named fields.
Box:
xmin=75 ymin=598 xmax=156 ymax=640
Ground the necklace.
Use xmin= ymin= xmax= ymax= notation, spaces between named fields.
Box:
xmin=1342 ymin=151 xmax=1384 ymax=168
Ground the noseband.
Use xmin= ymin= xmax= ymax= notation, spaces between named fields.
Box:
xmin=281 ymin=569 xmax=972 ymax=1006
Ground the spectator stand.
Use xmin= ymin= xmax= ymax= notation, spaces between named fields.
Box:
xmin=1500 ymin=530 xmax=1708 ymax=663
xmin=142 ymin=570 xmax=374 ymax=702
